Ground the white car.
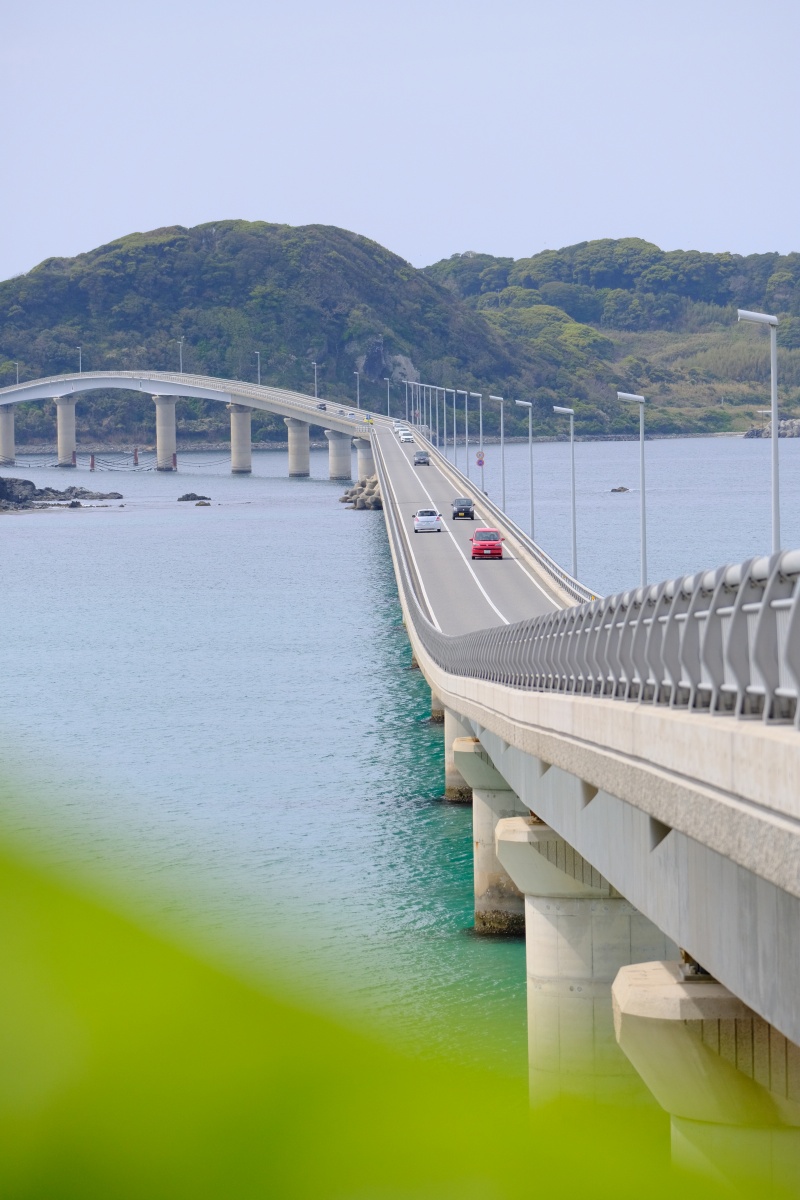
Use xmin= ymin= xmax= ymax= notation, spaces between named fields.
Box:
xmin=413 ymin=508 xmax=443 ymax=533
xmin=347 ymin=410 xmax=356 ymax=418
xmin=399 ymin=432 xmax=414 ymax=444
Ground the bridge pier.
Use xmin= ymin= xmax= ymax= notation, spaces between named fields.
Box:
xmin=430 ymin=688 xmax=444 ymax=724
xmin=354 ymin=437 xmax=374 ymax=479
xmin=613 ymin=961 xmax=800 ymax=1193
xmin=443 ymin=709 xmax=472 ymax=800
xmin=0 ymin=404 xmax=14 ymax=465
xmin=285 ymin=418 xmax=310 ymax=477
xmin=453 ymin=737 xmax=526 ymax=935
xmin=496 ymin=815 xmax=673 ymax=1101
xmin=153 ymin=395 xmax=177 ymax=471
xmin=324 ymin=429 xmax=352 ymax=480
xmin=55 ymin=396 xmax=77 ymax=467
xmin=228 ymin=403 xmax=252 ymax=474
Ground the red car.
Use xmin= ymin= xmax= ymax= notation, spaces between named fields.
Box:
xmin=470 ymin=528 xmax=504 ymax=559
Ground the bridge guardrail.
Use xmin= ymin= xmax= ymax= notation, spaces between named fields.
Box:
xmin=413 ymin=431 xmax=596 ymax=605
xmin=374 ymin=435 xmax=800 ymax=729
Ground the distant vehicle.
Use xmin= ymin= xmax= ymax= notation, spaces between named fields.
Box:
xmin=470 ymin=528 xmax=504 ymax=559
xmin=451 ymin=497 xmax=475 ymax=520
xmin=347 ymin=410 xmax=356 ymax=418
xmin=399 ymin=433 xmax=414 ymax=444
xmin=413 ymin=508 xmax=443 ymax=533
xmin=363 ymin=415 xmax=374 ymax=424
xmin=413 ymin=451 xmax=430 ymax=466
xmin=316 ymin=401 xmax=327 ymax=410
xmin=396 ymin=426 xmax=411 ymax=437
xmin=337 ymin=408 xmax=345 ymax=415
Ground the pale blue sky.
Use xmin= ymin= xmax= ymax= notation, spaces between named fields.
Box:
xmin=2 ymin=0 xmax=799 ymax=279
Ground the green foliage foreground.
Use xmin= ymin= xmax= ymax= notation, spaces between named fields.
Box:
xmin=2 ymin=795 xmax=763 ymax=1198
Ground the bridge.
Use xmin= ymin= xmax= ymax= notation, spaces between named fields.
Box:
xmin=4 ymin=370 xmax=800 ymax=1184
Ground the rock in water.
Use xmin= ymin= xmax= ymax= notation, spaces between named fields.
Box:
xmin=611 ymin=486 xmax=629 ymax=493
xmin=178 ymin=493 xmax=210 ymax=502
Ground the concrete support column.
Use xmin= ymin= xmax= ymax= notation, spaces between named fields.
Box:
xmin=496 ymin=816 xmax=673 ymax=1101
xmin=354 ymin=437 xmax=374 ymax=479
xmin=285 ymin=417 xmax=310 ymax=477
xmin=0 ymin=405 xmax=15 ymax=465
xmin=228 ymin=403 xmax=252 ymax=474
xmin=430 ymin=689 xmax=444 ymax=724
xmin=55 ymin=396 xmax=77 ymax=467
xmin=153 ymin=395 xmax=177 ymax=471
xmin=443 ymin=708 xmax=472 ymax=800
xmin=324 ymin=429 xmax=352 ymax=480
xmin=453 ymin=737 xmax=527 ymax=935
xmin=613 ymin=962 xmax=800 ymax=1193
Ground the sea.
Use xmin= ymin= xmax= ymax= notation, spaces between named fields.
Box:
xmin=2 ymin=434 xmax=797 ymax=1070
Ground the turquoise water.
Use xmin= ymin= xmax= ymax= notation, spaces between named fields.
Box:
xmin=4 ymin=434 xmax=799 ymax=1072
xmin=0 ymin=449 xmax=527 ymax=1067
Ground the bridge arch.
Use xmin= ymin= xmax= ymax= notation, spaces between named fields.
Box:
xmin=0 ymin=370 xmax=376 ymax=476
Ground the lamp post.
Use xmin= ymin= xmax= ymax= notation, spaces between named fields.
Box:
xmin=177 ymin=337 xmax=184 ymax=373
xmin=739 ymin=309 xmax=780 ymax=552
xmin=312 ymin=361 xmax=318 ymax=398
xmin=456 ymin=390 xmax=469 ymax=477
xmin=404 ymin=380 xmax=408 ymax=422
xmin=354 ymin=370 xmax=360 ymax=409
xmin=553 ymin=406 xmax=577 ymax=576
xmin=489 ymin=395 xmax=505 ymax=509
xmin=255 ymin=351 xmax=261 ymax=385
xmin=77 ymin=346 xmax=82 ymax=373
xmin=618 ymin=392 xmax=647 ymax=587
xmin=515 ymin=399 xmax=535 ymax=539
xmin=384 ymin=377 xmax=391 ymax=417
xmin=13 ymin=362 xmax=19 ymax=384
xmin=471 ymin=392 xmax=482 ymax=488
xmin=435 ymin=387 xmax=440 ymax=447
xmin=449 ymin=389 xmax=458 ymax=468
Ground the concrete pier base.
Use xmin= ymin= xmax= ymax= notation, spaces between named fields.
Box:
xmin=430 ymin=689 xmax=444 ymax=724
xmin=285 ymin=417 xmax=310 ymax=477
xmin=443 ymin=709 xmax=472 ymax=800
xmin=613 ymin=961 xmax=800 ymax=1194
xmin=153 ymin=395 xmax=177 ymax=471
xmin=229 ymin=403 xmax=252 ymax=473
xmin=453 ymin=738 xmax=526 ymax=935
xmin=55 ymin=396 xmax=77 ymax=467
xmin=497 ymin=816 xmax=673 ymax=1102
xmin=0 ymin=404 xmax=15 ymax=465
xmin=355 ymin=437 xmax=375 ymax=479
xmin=324 ymin=429 xmax=352 ymax=480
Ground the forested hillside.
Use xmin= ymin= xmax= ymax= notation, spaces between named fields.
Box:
xmin=426 ymin=239 xmax=800 ymax=436
xmin=1 ymin=225 xmax=797 ymax=445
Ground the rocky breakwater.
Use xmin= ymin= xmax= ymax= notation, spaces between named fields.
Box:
xmin=745 ymin=419 xmax=800 ymax=438
xmin=0 ymin=476 xmax=123 ymax=512
xmin=340 ymin=475 xmax=383 ymax=510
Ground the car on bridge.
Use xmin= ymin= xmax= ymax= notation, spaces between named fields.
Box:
xmin=413 ymin=508 xmax=442 ymax=533
xmin=316 ymin=401 xmax=327 ymax=411
xmin=470 ymin=528 xmax=504 ymax=559
xmin=413 ymin=451 xmax=430 ymax=466
xmin=451 ymin=497 xmax=475 ymax=520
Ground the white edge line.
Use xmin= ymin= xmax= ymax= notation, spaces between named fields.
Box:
xmin=384 ymin=432 xmax=510 ymax=626
xmin=376 ymin=439 xmax=443 ymax=632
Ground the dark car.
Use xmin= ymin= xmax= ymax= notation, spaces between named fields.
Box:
xmin=413 ymin=451 xmax=430 ymax=466
xmin=316 ymin=401 xmax=327 ymax=410
xmin=452 ymin=496 xmax=474 ymax=520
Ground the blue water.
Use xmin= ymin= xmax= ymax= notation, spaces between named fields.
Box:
xmin=0 ymin=448 xmax=527 ymax=1068
xmin=3 ymin=434 xmax=796 ymax=1071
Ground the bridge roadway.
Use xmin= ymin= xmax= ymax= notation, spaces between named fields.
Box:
xmin=374 ymin=425 xmax=562 ymax=635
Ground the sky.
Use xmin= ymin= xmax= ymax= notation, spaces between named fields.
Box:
xmin=2 ymin=0 xmax=800 ymax=280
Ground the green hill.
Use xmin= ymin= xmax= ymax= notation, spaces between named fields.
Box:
xmin=2 ymin=225 xmax=797 ymax=445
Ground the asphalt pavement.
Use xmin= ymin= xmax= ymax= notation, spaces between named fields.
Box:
xmin=375 ymin=427 xmax=559 ymax=636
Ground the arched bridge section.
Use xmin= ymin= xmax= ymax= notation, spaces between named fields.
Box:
xmin=0 ymin=370 xmax=380 ymax=477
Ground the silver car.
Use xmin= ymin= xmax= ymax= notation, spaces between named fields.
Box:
xmin=413 ymin=508 xmax=443 ymax=533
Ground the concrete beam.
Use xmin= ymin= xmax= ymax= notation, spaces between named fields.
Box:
xmin=0 ymin=404 xmax=14 ymax=465
xmin=285 ymin=417 xmax=310 ymax=477
xmin=228 ymin=403 xmax=252 ymax=474
xmin=55 ymin=396 xmax=77 ymax=467
xmin=354 ymin=437 xmax=375 ymax=479
xmin=324 ymin=429 xmax=352 ymax=480
xmin=153 ymin=395 xmax=176 ymax=471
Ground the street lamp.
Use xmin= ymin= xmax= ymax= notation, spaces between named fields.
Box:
xmin=515 ymin=400 xmax=535 ymax=539
xmin=489 ymin=396 xmax=505 ymax=509
xmin=404 ymin=379 xmax=408 ymax=422
xmin=77 ymin=346 xmax=82 ymax=373
xmin=354 ymin=370 xmax=360 ymax=409
xmin=384 ymin=377 xmax=391 ymax=417
xmin=553 ymin=406 xmax=577 ymax=577
xmin=471 ymin=393 xmax=482 ymax=489
xmin=739 ymin=309 xmax=780 ymax=552
xmin=312 ymin=361 xmax=318 ymax=398
xmin=254 ymin=351 xmax=261 ymax=386
xmin=456 ymin=390 xmax=469 ymax=478
xmin=12 ymin=362 xmax=19 ymax=385
xmin=618 ymin=392 xmax=647 ymax=587
xmin=177 ymin=337 xmax=184 ymax=373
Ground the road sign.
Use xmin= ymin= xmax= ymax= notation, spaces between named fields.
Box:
xmin=476 ymin=451 xmax=485 ymax=467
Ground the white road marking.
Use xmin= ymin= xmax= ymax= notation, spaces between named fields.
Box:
xmin=376 ymin=441 xmax=442 ymax=631
xmin=387 ymin=437 xmax=511 ymax=626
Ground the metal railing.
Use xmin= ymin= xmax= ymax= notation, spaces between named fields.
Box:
xmin=375 ymin=436 xmax=800 ymax=728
